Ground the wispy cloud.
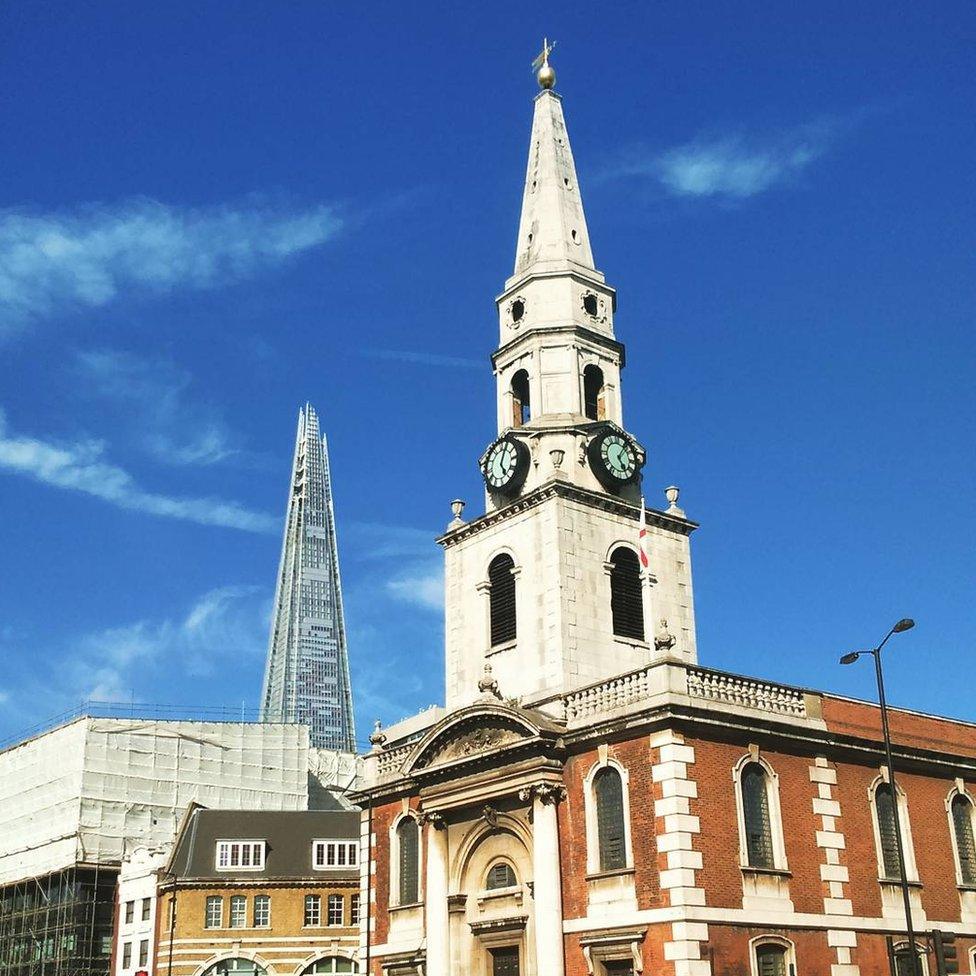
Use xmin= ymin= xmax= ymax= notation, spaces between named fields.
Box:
xmin=0 ymin=408 xmax=277 ymax=533
xmin=70 ymin=585 xmax=269 ymax=700
xmin=609 ymin=117 xmax=843 ymax=200
xmin=0 ymin=197 xmax=342 ymax=335
xmin=364 ymin=349 xmax=482 ymax=370
xmin=74 ymin=349 xmax=241 ymax=467
xmin=387 ymin=566 xmax=444 ymax=611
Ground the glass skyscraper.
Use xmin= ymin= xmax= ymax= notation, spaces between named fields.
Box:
xmin=260 ymin=404 xmax=355 ymax=752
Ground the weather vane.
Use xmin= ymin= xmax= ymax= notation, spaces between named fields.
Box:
xmin=532 ymin=37 xmax=557 ymax=90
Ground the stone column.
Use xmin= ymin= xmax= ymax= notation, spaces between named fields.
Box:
xmin=423 ymin=813 xmax=450 ymax=976
xmin=521 ymin=784 xmax=566 ymax=976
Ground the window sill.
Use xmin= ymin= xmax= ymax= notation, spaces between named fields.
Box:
xmin=879 ymin=877 xmax=923 ymax=888
xmin=958 ymin=883 xmax=976 ymax=893
xmin=487 ymin=640 xmax=516 ymax=657
xmin=741 ymin=865 xmax=792 ymax=878
xmin=585 ymin=866 xmax=635 ymax=882
xmin=613 ymin=636 xmax=649 ymax=651
xmin=389 ymin=901 xmax=424 ymax=913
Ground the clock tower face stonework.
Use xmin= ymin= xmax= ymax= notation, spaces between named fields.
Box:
xmin=439 ymin=81 xmax=698 ymax=711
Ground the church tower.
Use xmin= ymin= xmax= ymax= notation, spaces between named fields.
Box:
xmin=440 ymin=52 xmax=698 ymax=710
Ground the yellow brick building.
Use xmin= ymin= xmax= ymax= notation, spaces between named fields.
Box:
xmin=157 ymin=808 xmax=360 ymax=976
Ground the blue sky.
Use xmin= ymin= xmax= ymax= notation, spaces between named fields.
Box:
xmin=1 ymin=3 xmax=973 ymax=749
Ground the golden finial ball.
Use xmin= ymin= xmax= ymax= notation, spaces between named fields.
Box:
xmin=537 ymin=63 xmax=556 ymax=90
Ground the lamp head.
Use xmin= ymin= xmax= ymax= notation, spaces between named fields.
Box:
xmin=839 ymin=651 xmax=861 ymax=665
xmin=893 ymin=618 xmax=915 ymax=633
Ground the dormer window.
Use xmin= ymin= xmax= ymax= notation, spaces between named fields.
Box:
xmin=313 ymin=839 xmax=359 ymax=870
xmin=215 ymin=840 xmax=265 ymax=871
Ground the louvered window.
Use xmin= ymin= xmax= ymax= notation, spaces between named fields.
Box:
xmin=755 ymin=944 xmax=787 ymax=976
xmin=741 ymin=763 xmax=775 ymax=869
xmin=397 ymin=818 xmax=420 ymax=905
xmin=875 ymin=784 xmax=903 ymax=879
xmin=594 ymin=766 xmax=627 ymax=871
xmin=488 ymin=554 xmax=517 ymax=647
xmin=952 ymin=795 xmax=976 ymax=884
xmin=486 ymin=861 xmax=517 ymax=889
xmin=609 ymin=548 xmax=644 ymax=641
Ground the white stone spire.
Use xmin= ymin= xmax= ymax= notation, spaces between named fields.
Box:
xmin=511 ymin=88 xmax=597 ymax=284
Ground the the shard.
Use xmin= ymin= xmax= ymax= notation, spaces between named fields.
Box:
xmin=260 ymin=404 xmax=356 ymax=751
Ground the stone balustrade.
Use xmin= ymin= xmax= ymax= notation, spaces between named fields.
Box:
xmin=685 ymin=666 xmax=807 ymax=717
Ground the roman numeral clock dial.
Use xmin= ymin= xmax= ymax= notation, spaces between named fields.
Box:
xmin=587 ymin=427 xmax=644 ymax=491
xmin=481 ymin=435 xmax=530 ymax=495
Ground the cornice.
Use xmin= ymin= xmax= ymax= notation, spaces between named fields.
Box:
xmin=437 ymin=481 xmax=697 ymax=548
xmin=491 ymin=322 xmax=625 ymax=368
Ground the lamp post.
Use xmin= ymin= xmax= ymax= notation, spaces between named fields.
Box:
xmin=840 ymin=617 xmax=917 ymax=976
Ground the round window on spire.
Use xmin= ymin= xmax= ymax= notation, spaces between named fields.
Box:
xmin=583 ymin=293 xmax=599 ymax=317
xmin=511 ymin=299 xmax=525 ymax=323
xmin=571 ymin=229 xmax=580 ymax=245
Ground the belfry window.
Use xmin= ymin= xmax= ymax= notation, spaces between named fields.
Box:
xmin=511 ymin=370 xmax=530 ymax=427
xmin=488 ymin=554 xmax=517 ymax=647
xmin=741 ymin=763 xmax=775 ymax=869
xmin=583 ymin=364 xmax=606 ymax=421
xmin=609 ymin=547 xmax=644 ymax=641
xmin=875 ymin=783 xmax=902 ymax=879
xmin=396 ymin=818 xmax=420 ymax=904
xmin=952 ymin=794 xmax=976 ymax=885
xmin=594 ymin=766 xmax=627 ymax=871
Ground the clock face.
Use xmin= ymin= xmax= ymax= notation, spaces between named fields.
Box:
xmin=600 ymin=433 xmax=637 ymax=480
xmin=482 ymin=436 xmax=529 ymax=494
xmin=587 ymin=428 xmax=643 ymax=489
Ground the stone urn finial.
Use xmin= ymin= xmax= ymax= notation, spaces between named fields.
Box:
xmin=448 ymin=498 xmax=466 ymax=530
xmin=665 ymin=485 xmax=685 ymax=517
xmin=368 ymin=719 xmax=387 ymax=749
xmin=477 ymin=662 xmax=502 ymax=700
xmin=654 ymin=618 xmax=677 ymax=653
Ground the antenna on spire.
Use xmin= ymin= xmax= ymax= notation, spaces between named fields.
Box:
xmin=532 ymin=38 xmax=557 ymax=90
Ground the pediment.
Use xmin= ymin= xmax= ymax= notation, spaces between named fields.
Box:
xmin=409 ymin=710 xmax=539 ymax=772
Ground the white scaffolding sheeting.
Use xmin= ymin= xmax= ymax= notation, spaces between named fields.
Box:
xmin=0 ymin=717 xmax=310 ymax=885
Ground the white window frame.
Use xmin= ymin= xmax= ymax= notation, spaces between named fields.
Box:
xmin=749 ymin=935 xmax=796 ymax=976
xmin=946 ymin=784 xmax=976 ymax=888
xmin=313 ymin=839 xmax=359 ymax=871
xmin=122 ymin=942 xmax=132 ymax=969
xmin=327 ymin=893 xmax=344 ymax=926
xmin=253 ymin=894 xmax=271 ymax=928
xmin=304 ymin=893 xmax=322 ymax=927
xmin=204 ymin=895 xmax=223 ymax=929
xmin=869 ymin=774 xmax=920 ymax=883
xmin=229 ymin=894 xmax=247 ymax=928
xmin=733 ymin=753 xmax=789 ymax=872
xmin=350 ymin=893 xmax=361 ymax=926
xmin=215 ymin=840 xmax=266 ymax=871
xmin=582 ymin=755 xmax=635 ymax=875
xmin=892 ymin=940 xmax=930 ymax=975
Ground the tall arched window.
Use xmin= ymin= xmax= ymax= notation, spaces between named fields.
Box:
xmin=583 ymin=364 xmax=606 ymax=421
xmin=741 ymin=763 xmax=775 ymax=869
xmin=755 ymin=944 xmax=788 ymax=976
xmin=511 ymin=370 xmax=530 ymax=427
xmin=875 ymin=783 xmax=902 ymax=880
xmin=594 ymin=766 xmax=627 ymax=871
xmin=396 ymin=818 xmax=419 ymax=904
xmin=609 ymin=547 xmax=644 ymax=641
xmin=301 ymin=960 xmax=359 ymax=975
xmin=488 ymin=554 xmax=517 ymax=647
xmin=952 ymin=794 xmax=976 ymax=885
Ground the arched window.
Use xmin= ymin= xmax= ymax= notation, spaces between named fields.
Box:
xmin=755 ymin=944 xmax=788 ymax=976
xmin=511 ymin=370 xmax=530 ymax=427
xmin=609 ymin=547 xmax=644 ymax=641
xmin=485 ymin=861 xmax=517 ymax=889
xmin=201 ymin=961 xmax=267 ymax=976
xmin=583 ymin=364 xmax=606 ymax=421
xmin=875 ymin=783 xmax=903 ymax=880
xmin=952 ymin=794 xmax=976 ymax=885
xmin=594 ymin=766 xmax=627 ymax=871
xmin=396 ymin=818 xmax=419 ymax=904
xmin=893 ymin=945 xmax=924 ymax=976
xmin=301 ymin=959 xmax=359 ymax=974
xmin=488 ymin=554 xmax=517 ymax=647
xmin=741 ymin=763 xmax=775 ymax=869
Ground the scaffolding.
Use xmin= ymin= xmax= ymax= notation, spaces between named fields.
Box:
xmin=0 ymin=862 xmax=116 ymax=976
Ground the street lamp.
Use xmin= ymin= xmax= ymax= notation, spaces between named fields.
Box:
xmin=840 ymin=618 xmax=917 ymax=975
